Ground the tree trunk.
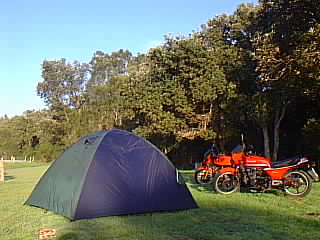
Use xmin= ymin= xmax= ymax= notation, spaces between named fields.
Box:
xmin=262 ymin=124 xmax=271 ymax=160
xmin=272 ymin=104 xmax=287 ymax=161
xmin=217 ymin=103 xmax=225 ymax=153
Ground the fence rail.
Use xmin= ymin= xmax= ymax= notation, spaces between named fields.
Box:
xmin=1 ymin=160 xmax=33 ymax=163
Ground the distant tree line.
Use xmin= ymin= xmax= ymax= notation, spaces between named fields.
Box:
xmin=1 ymin=0 xmax=319 ymax=168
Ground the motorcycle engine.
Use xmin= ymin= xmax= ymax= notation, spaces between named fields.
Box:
xmin=244 ymin=168 xmax=271 ymax=192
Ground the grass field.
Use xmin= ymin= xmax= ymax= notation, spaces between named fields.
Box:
xmin=1 ymin=163 xmax=320 ymax=240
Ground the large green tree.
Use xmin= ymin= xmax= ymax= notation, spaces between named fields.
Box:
xmin=123 ymin=33 xmax=238 ymax=155
xmin=252 ymin=0 xmax=320 ymax=160
xmin=38 ymin=59 xmax=88 ymax=109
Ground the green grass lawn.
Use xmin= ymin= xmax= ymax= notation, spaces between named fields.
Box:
xmin=1 ymin=163 xmax=320 ymax=240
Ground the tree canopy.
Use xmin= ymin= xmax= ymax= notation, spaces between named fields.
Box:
xmin=1 ymin=0 xmax=319 ymax=167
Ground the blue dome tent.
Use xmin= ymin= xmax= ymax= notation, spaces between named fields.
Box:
xmin=25 ymin=129 xmax=198 ymax=220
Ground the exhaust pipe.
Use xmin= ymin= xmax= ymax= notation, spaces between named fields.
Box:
xmin=306 ymin=168 xmax=320 ymax=182
xmin=272 ymin=180 xmax=282 ymax=186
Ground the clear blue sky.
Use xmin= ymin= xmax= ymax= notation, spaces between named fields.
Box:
xmin=0 ymin=0 xmax=256 ymax=117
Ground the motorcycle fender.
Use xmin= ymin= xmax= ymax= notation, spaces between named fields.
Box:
xmin=195 ymin=166 xmax=210 ymax=171
xmin=195 ymin=166 xmax=216 ymax=174
xmin=218 ymin=167 xmax=237 ymax=175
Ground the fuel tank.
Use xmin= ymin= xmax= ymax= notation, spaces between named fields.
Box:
xmin=214 ymin=155 xmax=232 ymax=166
xmin=244 ymin=155 xmax=271 ymax=168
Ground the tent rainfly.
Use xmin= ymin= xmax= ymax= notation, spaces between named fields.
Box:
xmin=25 ymin=129 xmax=198 ymax=220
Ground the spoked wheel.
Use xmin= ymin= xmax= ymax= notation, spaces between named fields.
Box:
xmin=195 ymin=169 xmax=213 ymax=184
xmin=213 ymin=172 xmax=240 ymax=194
xmin=283 ymin=170 xmax=312 ymax=197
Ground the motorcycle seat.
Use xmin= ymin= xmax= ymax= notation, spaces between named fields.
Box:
xmin=271 ymin=156 xmax=301 ymax=168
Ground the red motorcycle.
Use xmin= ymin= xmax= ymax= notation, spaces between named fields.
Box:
xmin=212 ymin=143 xmax=319 ymax=197
xmin=194 ymin=144 xmax=234 ymax=184
xmin=194 ymin=143 xmax=272 ymax=184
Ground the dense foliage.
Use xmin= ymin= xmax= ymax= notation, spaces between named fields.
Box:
xmin=1 ymin=0 xmax=319 ymax=167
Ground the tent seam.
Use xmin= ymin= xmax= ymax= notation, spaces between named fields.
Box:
xmin=71 ymin=130 xmax=109 ymax=220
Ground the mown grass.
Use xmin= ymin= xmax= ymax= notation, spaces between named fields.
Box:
xmin=4 ymin=162 xmax=47 ymax=170
xmin=0 ymin=163 xmax=319 ymax=240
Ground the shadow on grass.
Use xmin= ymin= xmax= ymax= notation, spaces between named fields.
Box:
xmin=181 ymin=170 xmax=215 ymax=193
xmin=189 ymin=183 xmax=214 ymax=193
xmin=53 ymin=199 xmax=320 ymax=240
xmin=56 ymin=221 xmax=106 ymax=240
xmin=239 ymin=187 xmax=285 ymax=196
xmin=4 ymin=175 xmax=15 ymax=181
xmin=182 ymin=170 xmax=287 ymax=197
xmin=58 ymin=232 xmax=80 ymax=240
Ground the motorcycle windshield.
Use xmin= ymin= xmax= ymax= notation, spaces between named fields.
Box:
xmin=231 ymin=144 xmax=243 ymax=153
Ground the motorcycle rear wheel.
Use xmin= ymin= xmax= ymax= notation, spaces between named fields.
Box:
xmin=283 ymin=170 xmax=312 ymax=197
xmin=195 ymin=169 xmax=213 ymax=184
xmin=213 ymin=172 xmax=240 ymax=194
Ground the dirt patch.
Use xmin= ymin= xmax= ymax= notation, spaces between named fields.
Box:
xmin=301 ymin=212 xmax=320 ymax=217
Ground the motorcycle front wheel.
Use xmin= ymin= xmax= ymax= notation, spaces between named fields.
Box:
xmin=213 ymin=172 xmax=240 ymax=194
xmin=195 ymin=169 xmax=213 ymax=184
xmin=283 ymin=170 xmax=312 ymax=197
